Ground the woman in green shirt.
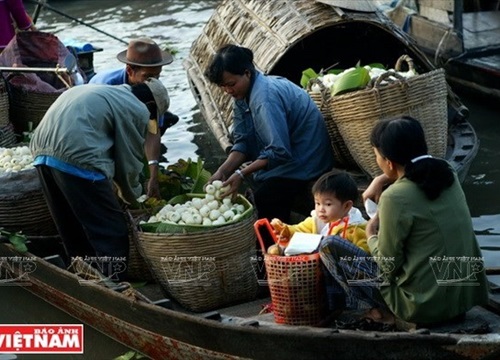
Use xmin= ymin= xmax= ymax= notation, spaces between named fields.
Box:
xmin=364 ymin=116 xmax=489 ymax=325
xmin=320 ymin=116 xmax=489 ymax=326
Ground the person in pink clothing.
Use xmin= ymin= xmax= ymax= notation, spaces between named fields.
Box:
xmin=0 ymin=0 xmax=36 ymax=52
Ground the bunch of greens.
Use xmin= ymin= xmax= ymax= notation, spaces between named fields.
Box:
xmin=135 ymin=158 xmax=211 ymax=211
xmin=158 ymin=158 xmax=211 ymax=200
xmin=301 ymin=61 xmax=386 ymax=96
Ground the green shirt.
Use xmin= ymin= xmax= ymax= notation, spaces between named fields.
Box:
xmin=368 ymin=174 xmax=489 ymax=324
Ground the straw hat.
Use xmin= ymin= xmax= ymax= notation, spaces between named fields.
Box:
xmin=117 ymin=38 xmax=173 ymax=67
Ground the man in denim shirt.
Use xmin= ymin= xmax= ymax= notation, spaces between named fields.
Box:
xmin=205 ymin=44 xmax=334 ymax=238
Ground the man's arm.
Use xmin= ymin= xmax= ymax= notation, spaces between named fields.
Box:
xmin=144 ymin=120 xmax=161 ymax=198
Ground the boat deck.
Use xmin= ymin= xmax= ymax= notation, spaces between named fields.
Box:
xmin=137 ymin=279 xmax=500 ymax=334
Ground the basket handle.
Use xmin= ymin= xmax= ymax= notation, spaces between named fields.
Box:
xmin=395 ymin=55 xmax=415 ymax=73
xmin=306 ymin=77 xmax=327 ymax=92
xmin=370 ymin=70 xmax=407 ymax=89
xmin=307 ymin=78 xmax=330 ymax=106
xmin=254 ymin=218 xmax=279 ymax=253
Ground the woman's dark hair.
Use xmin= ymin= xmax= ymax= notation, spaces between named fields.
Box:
xmin=131 ymin=83 xmax=157 ymax=119
xmin=204 ymin=44 xmax=255 ymax=85
xmin=312 ymin=169 xmax=359 ymax=203
xmin=370 ymin=116 xmax=454 ymax=200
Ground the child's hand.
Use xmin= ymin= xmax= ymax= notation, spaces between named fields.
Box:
xmin=270 ymin=218 xmax=290 ymax=240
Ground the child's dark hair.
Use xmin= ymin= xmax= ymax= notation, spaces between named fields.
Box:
xmin=131 ymin=83 xmax=156 ymax=119
xmin=204 ymin=44 xmax=256 ymax=85
xmin=370 ymin=116 xmax=454 ymax=200
xmin=312 ymin=169 xmax=359 ymax=203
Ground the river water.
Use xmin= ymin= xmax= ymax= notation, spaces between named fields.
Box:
xmin=1 ymin=0 xmax=499 ymax=359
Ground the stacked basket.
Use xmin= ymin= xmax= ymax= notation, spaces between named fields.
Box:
xmin=134 ymin=194 xmax=259 ymax=312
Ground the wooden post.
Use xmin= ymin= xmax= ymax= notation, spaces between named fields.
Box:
xmin=453 ymin=0 xmax=464 ymax=49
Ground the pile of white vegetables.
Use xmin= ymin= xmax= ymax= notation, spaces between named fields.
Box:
xmin=0 ymin=146 xmax=34 ymax=174
xmin=309 ymin=65 xmax=417 ymax=94
xmin=141 ymin=180 xmax=247 ymax=226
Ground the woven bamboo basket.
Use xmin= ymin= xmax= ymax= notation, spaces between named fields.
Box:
xmin=8 ymin=84 xmax=62 ymax=134
xmin=0 ymin=77 xmax=9 ymax=127
xmin=184 ymin=0 xmax=457 ymax=159
xmin=184 ymin=0 xmax=369 ymax=151
xmin=135 ymin=194 xmax=259 ymax=312
xmin=0 ymin=187 xmax=58 ymax=236
xmin=329 ymin=56 xmax=448 ymax=178
xmin=0 ymin=149 xmax=58 ymax=236
xmin=307 ymin=78 xmax=357 ymax=169
xmin=125 ymin=210 xmax=154 ymax=282
xmin=0 ymin=123 xmax=16 ymax=148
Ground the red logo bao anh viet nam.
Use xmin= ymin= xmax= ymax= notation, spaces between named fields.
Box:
xmin=0 ymin=325 xmax=83 ymax=354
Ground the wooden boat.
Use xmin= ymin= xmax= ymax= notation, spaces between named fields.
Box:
xmin=382 ymin=0 xmax=500 ymax=100
xmin=183 ymin=0 xmax=479 ymax=185
xmin=1 ymin=1 xmax=498 ymax=359
xmin=1 ymin=237 xmax=500 ymax=360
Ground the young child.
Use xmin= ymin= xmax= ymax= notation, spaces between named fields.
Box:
xmin=271 ymin=170 xmax=369 ymax=253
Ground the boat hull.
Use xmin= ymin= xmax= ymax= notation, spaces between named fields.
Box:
xmin=1 ymin=243 xmax=500 ymax=360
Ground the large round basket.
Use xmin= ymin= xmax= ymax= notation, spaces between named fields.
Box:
xmin=8 ymin=84 xmax=62 ymax=134
xmin=307 ymin=78 xmax=357 ymax=169
xmin=0 ymin=76 xmax=9 ymax=127
xmin=329 ymin=56 xmax=448 ymax=178
xmin=0 ymin=168 xmax=58 ymax=236
xmin=125 ymin=210 xmax=154 ymax=282
xmin=0 ymin=123 xmax=16 ymax=148
xmin=135 ymin=194 xmax=259 ymax=312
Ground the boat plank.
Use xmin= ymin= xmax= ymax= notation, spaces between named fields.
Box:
xmin=420 ymin=6 xmax=451 ymax=24
xmin=419 ymin=0 xmax=455 ymax=12
xmin=463 ymin=11 xmax=500 ymax=49
xmin=461 ymin=54 xmax=500 ymax=72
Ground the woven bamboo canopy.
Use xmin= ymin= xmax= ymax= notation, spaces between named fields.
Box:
xmin=183 ymin=0 xmax=443 ymax=152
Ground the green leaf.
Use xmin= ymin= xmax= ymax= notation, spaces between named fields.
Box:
xmin=367 ymin=62 xmax=386 ymax=69
xmin=331 ymin=67 xmax=370 ymax=96
xmin=1 ymin=228 xmax=28 ymax=253
xmin=113 ymin=351 xmax=138 ymax=360
xmin=191 ymin=168 xmax=211 ymax=193
xmin=130 ymin=281 xmax=148 ymax=288
xmin=327 ymin=69 xmax=344 ymax=75
xmin=300 ymin=68 xmax=318 ymax=89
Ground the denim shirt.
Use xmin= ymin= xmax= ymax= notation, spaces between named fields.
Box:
xmin=231 ymin=71 xmax=334 ymax=182
xmin=88 ymin=67 xmax=127 ymax=85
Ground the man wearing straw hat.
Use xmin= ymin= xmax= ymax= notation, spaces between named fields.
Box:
xmin=90 ymin=37 xmax=178 ymax=198
xmin=30 ymin=78 xmax=170 ymax=281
